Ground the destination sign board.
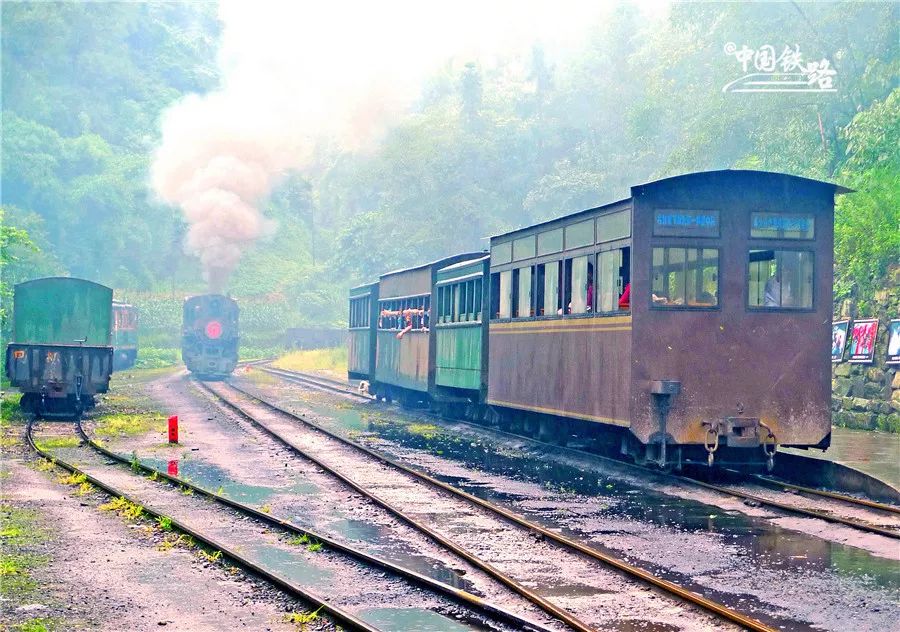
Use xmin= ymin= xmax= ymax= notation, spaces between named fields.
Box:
xmin=653 ymin=209 xmax=720 ymax=237
xmin=751 ymin=212 xmax=815 ymax=239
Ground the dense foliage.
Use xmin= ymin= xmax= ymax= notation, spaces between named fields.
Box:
xmin=2 ymin=1 xmax=897 ymax=332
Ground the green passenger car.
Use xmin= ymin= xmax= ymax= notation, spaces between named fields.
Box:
xmin=434 ymin=256 xmax=490 ymax=398
xmin=348 ymin=282 xmax=378 ymax=380
xmin=369 ymin=252 xmax=484 ymax=406
xmin=5 ymin=277 xmax=114 ymax=417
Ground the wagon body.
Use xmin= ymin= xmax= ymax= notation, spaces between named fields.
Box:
xmin=433 ymin=256 xmax=490 ymax=402
xmin=6 ymin=277 xmax=114 ymax=416
xmin=486 ymin=170 xmax=845 ymax=465
xmin=348 ymin=282 xmax=379 ymax=380
xmin=371 ymin=252 xmax=484 ymax=404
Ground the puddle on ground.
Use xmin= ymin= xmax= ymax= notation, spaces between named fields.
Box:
xmin=356 ymin=607 xmax=475 ymax=631
xmin=314 ymin=517 xmax=475 ymax=591
xmin=248 ymin=541 xmax=333 ymax=586
xmin=138 ymin=456 xmax=289 ymax=505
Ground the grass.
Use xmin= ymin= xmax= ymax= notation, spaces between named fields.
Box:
xmin=285 ymin=606 xmax=324 ymax=626
xmin=156 ymin=515 xmax=173 ymax=531
xmin=98 ymin=496 xmax=144 ymax=521
xmin=13 ymin=617 xmax=59 ymax=631
xmin=93 ymin=412 xmax=167 ymax=439
xmin=34 ymin=437 xmax=80 ymax=451
xmin=133 ymin=347 xmax=181 ymax=369
xmin=13 ymin=618 xmax=55 ymax=631
xmin=406 ymin=422 xmax=442 ymax=441
xmin=287 ymin=533 xmax=322 ymax=552
xmin=35 ymin=459 xmax=56 ymax=473
xmin=1 ymin=393 xmax=26 ymax=427
xmin=272 ymin=347 xmax=347 ymax=376
xmin=0 ymin=505 xmax=48 ymax=598
xmin=56 ymin=472 xmax=86 ymax=486
xmin=198 ymin=549 xmax=222 ymax=563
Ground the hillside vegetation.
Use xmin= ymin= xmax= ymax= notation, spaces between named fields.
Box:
xmin=2 ymin=2 xmax=897 ymax=332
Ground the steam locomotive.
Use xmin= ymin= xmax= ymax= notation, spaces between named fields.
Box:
xmin=349 ymin=170 xmax=849 ymax=470
xmin=182 ymin=294 xmax=239 ymax=380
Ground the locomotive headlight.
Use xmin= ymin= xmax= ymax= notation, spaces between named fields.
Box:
xmin=205 ymin=320 xmax=223 ymax=339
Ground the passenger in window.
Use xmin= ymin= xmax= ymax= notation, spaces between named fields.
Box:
xmin=586 ymin=273 xmax=594 ymax=311
xmin=618 ymin=283 xmax=630 ymax=310
xmin=764 ymin=272 xmax=780 ymax=306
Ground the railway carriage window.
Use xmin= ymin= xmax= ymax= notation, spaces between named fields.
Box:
xmin=597 ymin=247 xmax=631 ymax=312
xmin=564 ymin=256 xmax=593 ymax=314
xmin=535 ymin=261 xmax=562 ymax=316
xmin=565 ymin=220 xmax=594 ymax=249
xmin=456 ymin=283 xmax=466 ymax=321
xmin=538 ymin=228 xmax=563 ymax=255
xmin=748 ymin=250 xmax=813 ymax=309
xmin=512 ymin=266 xmax=533 ymax=318
xmin=651 ymin=247 xmax=719 ymax=308
xmin=596 ymin=210 xmax=631 ymax=242
xmin=491 ymin=270 xmax=512 ymax=319
xmin=473 ymin=278 xmax=483 ymax=321
xmin=492 ymin=242 xmax=512 ymax=265
xmin=513 ymin=236 xmax=536 ymax=261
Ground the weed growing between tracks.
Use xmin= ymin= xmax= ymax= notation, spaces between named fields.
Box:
xmin=284 ymin=604 xmax=324 ymax=626
xmin=286 ymin=533 xmax=323 ymax=552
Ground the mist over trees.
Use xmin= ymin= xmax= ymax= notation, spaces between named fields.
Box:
xmin=2 ymin=1 xmax=897 ymax=328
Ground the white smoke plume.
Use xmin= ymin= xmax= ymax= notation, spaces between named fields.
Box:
xmin=150 ymin=1 xmax=637 ymax=290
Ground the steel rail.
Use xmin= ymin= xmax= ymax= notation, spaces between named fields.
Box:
xmin=260 ymin=366 xmax=369 ymax=399
xmin=25 ymin=421 xmax=379 ymax=632
xmin=197 ymin=381 xmax=600 ymax=632
xmin=751 ymin=475 xmax=900 ymax=515
xmin=74 ymin=421 xmax=556 ymax=632
xmin=207 ymin=379 xmax=778 ymax=632
xmin=262 ymin=366 xmax=900 ymax=538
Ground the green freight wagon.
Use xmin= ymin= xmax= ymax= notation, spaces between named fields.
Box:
xmin=112 ymin=301 xmax=139 ymax=369
xmin=5 ymin=277 xmax=114 ymax=417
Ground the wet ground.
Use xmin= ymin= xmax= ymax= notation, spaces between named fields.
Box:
xmin=781 ymin=427 xmax=900 ymax=488
xmin=237 ymin=371 xmax=900 ymax=632
xmin=39 ymin=421 xmax=520 ymax=632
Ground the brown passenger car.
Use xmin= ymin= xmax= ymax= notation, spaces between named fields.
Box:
xmin=487 ymin=170 xmax=849 ymax=467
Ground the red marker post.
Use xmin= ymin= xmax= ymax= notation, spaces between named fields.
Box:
xmin=168 ymin=415 xmax=179 ymax=444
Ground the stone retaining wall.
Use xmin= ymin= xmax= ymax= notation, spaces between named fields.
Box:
xmin=831 ymin=277 xmax=900 ymax=433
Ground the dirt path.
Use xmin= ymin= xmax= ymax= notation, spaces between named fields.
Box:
xmin=0 ymin=425 xmax=312 ymax=632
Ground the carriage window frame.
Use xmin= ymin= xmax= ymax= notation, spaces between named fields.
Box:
xmin=746 ymin=248 xmax=815 ymax=312
xmin=595 ymin=243 xmax=631 ymax=314
xmin=650 ymin=246 xmax=720 ymax=311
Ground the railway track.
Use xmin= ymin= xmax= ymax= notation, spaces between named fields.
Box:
xmin=200 ymin=377 xmax=778 ymax=632
xmin=27 ymin=419 xmax=557 ymax=632
xmin=257 ymin=365 xmax=900 ymax=539
xmin=25 ymin=420 xmax=376 ymax=632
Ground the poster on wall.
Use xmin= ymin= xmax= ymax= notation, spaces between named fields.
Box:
xmin=831 ymin=320 xmax=849 ymax=363
xmin=848 ymin=318 xmax=879 ymax=363
xmin=887 ymin=319 xmax=900 ymax=365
